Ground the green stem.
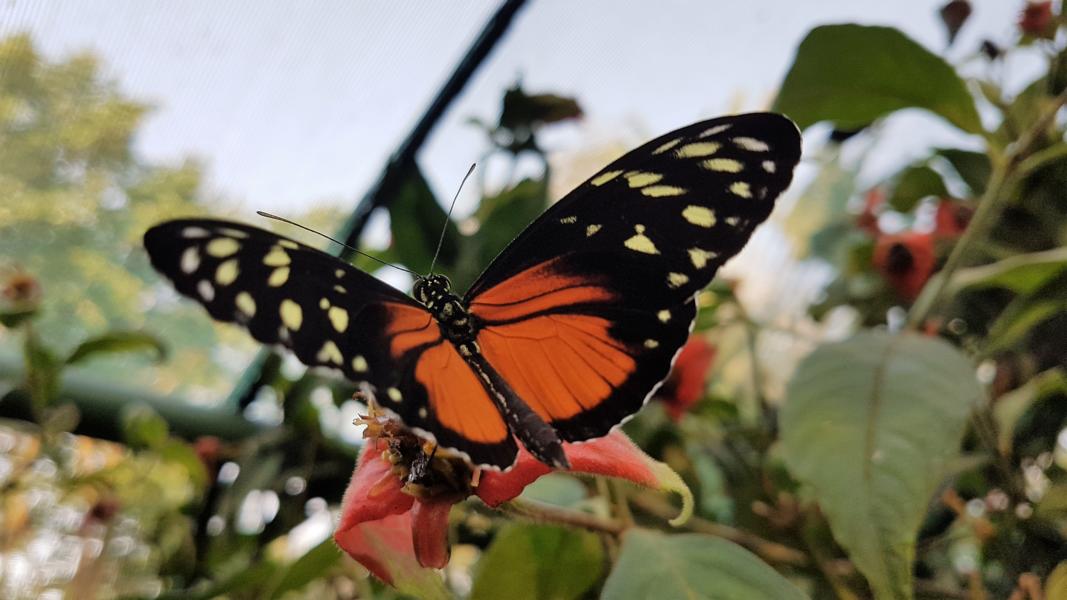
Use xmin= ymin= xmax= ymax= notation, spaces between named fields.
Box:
xmin=500 ymin=498 xmax=625 ymax=535
xmin=907 ymin=87 xmax=1067 ymax=329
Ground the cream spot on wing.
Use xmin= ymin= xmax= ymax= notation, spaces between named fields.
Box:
xmin=236 ymin=291 xmax=256 ymax=317
xmin=280 ymin=299 xmax=303 ymax=330
xmin=317 ymin=340 xmax=342 ymax=364
xmin=641 ymin=185 xmax=686 ymax=197
xmin=279 ymin=239 xmax=299 ymax=249
xmin=351 ymin=355 xmax=368 ymax=373
xmin=197 ymin=280 xmax=215 ymax=301
xmin=591 ymin=169 xmax=624 ymax=186
xmin=335 ymin=269 xmax=345 ymax=278
xmin=688 ymin=248 xmax=718 ymax=269
xmin=624 ymin=225 xmax=659 ymax=255
xmin=319 ymin=297 xmax=330 ymax=310
xmin=268 ymin=267 xmax=290 ymax=287
xmin=733 ymin=136 xmax=770 ymax=152
xmin=682 ymin=205 xmax=716 ymax=227
xmin=701 ymin=158 xmax=744 ymax=173
xmin=699 ymin=124 xmax=731 ymax=137
xmin=624 ymin=171 xmax=663 ymax=188
xmin=559 ymin=215 xmax=578 ymax=224
xmin=657 ymin=309 xmax=671 ymax=323
xmin=675 ymin=141 xmax=721 ymax=158
xmin=418 ymin=407 xmax=428 ymax=418
xmin=668 ymin=272 xmax=689 ymax=288
xmin=585 ymin=224 xmax=602 ymax=237
xmin=652 ymin=138 xmax=682 ymax=154
xmin=263 ymin=246 xmax=291 ymax=267
xmin=215 ymin=259 xmax=239 ymax=285
xmin=725 ymin=216 xmax=741 ymax=226
xmin=206 ymin=238 xmax=240 ymax=258
xmin=181 ymin=226 xmax=210 ymax=238
xmin=334 ymin=285 xmax=346 ymax=294
xmin=762 ymin=160 xmax=777 ymax=173
xmin=180 ymin=247 xmax=200 ymax=274
xmin=644 ymin=339 xmax=660 ymax=349
xmin=218 ymin=227 xmax=248 ymax=239
xmin=328 ymin=306 xmax=349 ymax=332
xmin=730 ymin=181 xmax=753 ymax=198
xmin=387 ymin=387 xmax=403 ymax=402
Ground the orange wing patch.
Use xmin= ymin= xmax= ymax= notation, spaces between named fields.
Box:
xmin=469 ymin=257 xmax=616 ymax=323
xmin=415 ymin=342 xmax=509 ymax=444
xmin=477 ymin=314 xmax=635 ymax=423
xmin=384 ymin=303 xmax=439 ymax=358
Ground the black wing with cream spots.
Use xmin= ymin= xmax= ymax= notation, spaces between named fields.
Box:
xmin=464 ymin=112 xmax=802 ymax=440
xmin=143 ymin=219 xmax=433 ymax=420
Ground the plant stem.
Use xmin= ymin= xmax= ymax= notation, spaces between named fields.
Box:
xmin=500 ymin=498 xmax=625 ymax=535
xmin=907 ymin=87 xmax=1067 ymax=329
xmin=629 ymin=493 xmax=809 ymax=567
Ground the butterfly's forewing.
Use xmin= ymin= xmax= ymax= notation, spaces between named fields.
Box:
xmin=144 ymin=219 xmax=518 ymax=467
xmin=465 ymin=113 xmax=801 ymax=441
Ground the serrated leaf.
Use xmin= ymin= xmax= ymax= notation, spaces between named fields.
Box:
xmin=775 ymin=24 xmax=983 ymax=134
xmin=66 ymin=330 xmax=167 ymax=365
xmin=471 ymin=524 xmax=603 ymax=600
xmin=601 ymin=529 xmax=807 ymax=600
xmin=888 ymin=165 xmax=948 ymax=212
xmin=781 ymin=331 xmax=981 ymax=600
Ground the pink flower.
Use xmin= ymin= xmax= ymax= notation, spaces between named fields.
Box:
xmin=334 ymin=415 xmax=692 ymax=595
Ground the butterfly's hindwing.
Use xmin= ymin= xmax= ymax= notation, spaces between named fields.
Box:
xmin=466 ymin=113 xmax=801 ymax=440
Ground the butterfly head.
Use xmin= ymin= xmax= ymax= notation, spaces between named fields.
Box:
xmin=413 ymin=274 xmax=453 ymax=308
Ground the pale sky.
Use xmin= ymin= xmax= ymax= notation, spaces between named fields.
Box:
xmin=0 ymin=1 xmax=1031 ymax=224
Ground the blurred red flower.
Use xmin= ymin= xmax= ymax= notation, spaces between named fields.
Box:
xmin=933 ymin=199 xmax=973 ymax=238
xmin=856 ymin=188 xmax=885 ymax=235
xmin=873 ymin=232 xmax=936 ymax=302
xmin=334 ymin=420 xmax=691 ymax=594
xmin=1019 ymin=1 xmax=1055 ymax=38
xmin=656 ymin=336 xmax=716 ymax=421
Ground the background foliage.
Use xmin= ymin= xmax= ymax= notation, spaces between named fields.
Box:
xmin=3 ymin=2 xmax=1067 ymax=598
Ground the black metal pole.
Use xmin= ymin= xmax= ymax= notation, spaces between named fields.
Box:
xmin=227 ymin=0 xmax=529 ymax=409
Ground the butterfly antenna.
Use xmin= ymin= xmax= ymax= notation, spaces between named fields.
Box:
xmin=428 ymin=163 xmax=476 ymax=276
xmin=256 ymin=211 xmax=419 ymax=276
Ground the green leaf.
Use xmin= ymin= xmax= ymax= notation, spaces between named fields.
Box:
xmin=475 ymin=178 xmax=548 ymax=266
xmin=121 ymin=403 xmax=170 ymax=449
xmin=935 ymin=148 xmax=991 ymax=195
xmin=950 ymin=247 xmax=1067 ymax=295
xmin=780 ymin=331 xmax=981 ymax=600
xmin=992 ymin=368 xmax=1067 ymax=454
xmin=471 ymin=524 xmax=604 ymax=600
xmin=888 ymin=165 xmax=948 ymax=212
xmin=518 ymin=473 xmax=588 ymax=507
xmin=66 ymin=330 xmax=167 ymax=365
xmin=1047 ymin=561 xmax=1067 ymax=600
xmin=387 ymin=167 xmax=458 ymax=276
xmin=774 ymin=24 xmax=983 ymax=134
xmin=23 ymin=330 xmax=61 ymax=411
xmin=782 ymin=147 xmax=858 ymax=259
xmin=601 ymin=529 xmax=807 ymax=600
xmin=267 ymin=538 xmax=341 ymax=599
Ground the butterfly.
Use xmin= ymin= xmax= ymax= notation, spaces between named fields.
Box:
xmin=144 ymin=112 xmax=801 ymax=470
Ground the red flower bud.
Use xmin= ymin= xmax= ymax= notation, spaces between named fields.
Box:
xmin=655 ymin=336 xmax=716 ymax=421
xmin=1019 ymin=1 xmax=1055 ymax=38
xmin=933 ymin=199 xmax=973 ymax=238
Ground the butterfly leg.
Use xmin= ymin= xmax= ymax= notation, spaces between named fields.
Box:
xmin=464 ymin=351 xmax=569 ymax=469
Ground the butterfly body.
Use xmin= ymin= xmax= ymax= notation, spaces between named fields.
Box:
xmin=144 ymin=112 xmax=802 ymax=470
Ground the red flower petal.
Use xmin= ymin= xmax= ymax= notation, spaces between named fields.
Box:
xmin=410 ymin=498 xmax=455 ymax=569
xmin=337 ymin=441 xmax=414 ymax=529
xmin=658 ymin=337 xmax=716 ymax=421
xmin=476 ymin=430 xmax=693 ymax=525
